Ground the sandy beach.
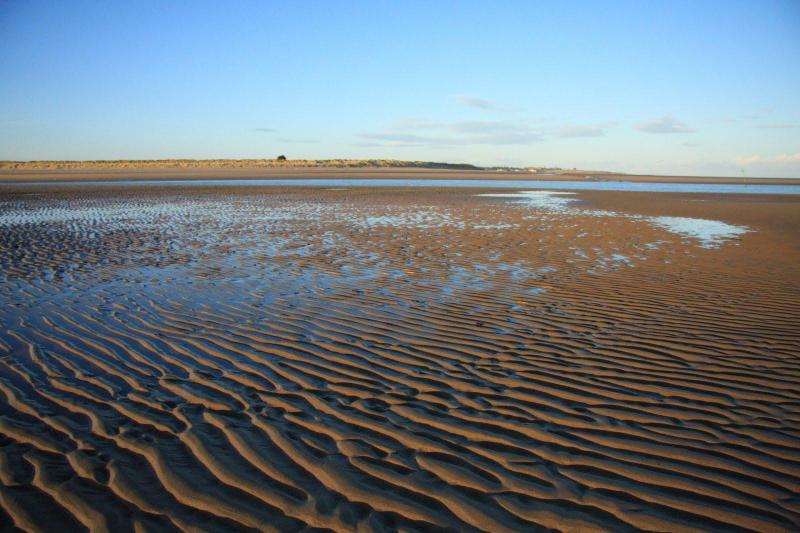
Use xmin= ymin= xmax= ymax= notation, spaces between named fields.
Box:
xmin=3 ymin=0 xmax=798 ymax=529
xmin=2 ymin=166 xmax=799 ymax=185
xmin=1 ymin=184 xmax=798 ymax=531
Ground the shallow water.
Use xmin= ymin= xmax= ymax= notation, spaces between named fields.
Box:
xmin=4 ymin=178 xmax=800 ymax=194
xmin=477 ymin=190 xmax=751 ymax=248
xmin=648 ymin=216 xmax=749 ymax=249
xmin=478 ymin=190 xmax=579 ymax=210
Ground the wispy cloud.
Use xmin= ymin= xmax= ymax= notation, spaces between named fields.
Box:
xmin=734 ymin=153 xmax=800 ymax=177
xmin=454 ymin=95 xmax=495 ymax=109
xmin=735 ymin=153 xmax=800 ymax=166
xmin=360 ymin=132 xmax=444 ymax=144
xmin=254 ymin=128 xmax=318 ymax=143
xmin=360 ymin=129 xmax=541 ymax=147
xmin=705 ymin=117 xmax=737 ymax=125
xmin=275 ymin=137 xmax=319 ymax=144
xmin=360 ymin=120 xmax=542 ymax=147
xmin=635 ymin=116 xmax=695 ymax=134
xmin=452 ymin=95 xmax=520 ymax=112
xmin=360 ymin=118 xmax=617 ymax=148
xmin=554 ymin=124 xmax=606 ymax=138
xmin=753 ymin=123 xmax=796 ymax=129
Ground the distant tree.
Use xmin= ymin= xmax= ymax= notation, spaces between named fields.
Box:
xmin=277 ymin=155 xmax=287 ymax=161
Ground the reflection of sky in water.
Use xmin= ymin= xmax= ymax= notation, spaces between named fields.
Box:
xmin=0 ymin=196 xmax=559 ymax=307
xmin=648 ymin=216 xmax=748 ymax=249
xmin=5 ymin=179 xmax=800 ymax=195
xmin=0 ymin=204 xmax=196 ymax=226
xmin=478 ymin=190 xmax=578 ymax=211
xmin=0 ymin=189 xmax=757 ymax=251
xmin=362 ymin=210 xmax=455 ymax=228
xmin=0 ymin=187 xmax=754 ymax=311
xmin=477 ymin=190 xmax=751 ymax=249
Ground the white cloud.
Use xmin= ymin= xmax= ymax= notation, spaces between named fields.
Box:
xmin=275 ymin=138 xmax=320 ymax=144
xmin=452 ymin=95 xmax=520 ymax=112
xmin=555 ymin=125 xmax=606 ymax=138
xmin=359 ymin=124 xmax=541 ymax=146
xmin=360 ymin=132 xmax=445 ymax=145
xmin=635 ymin=116 xmax=695 ymax=134
xmin=362 ymin=118 xmax=618 ymax=147
xmin=734 ymin=152 xmax=800 ymax=171
xmin=358 ymin=119 xmax=617 ymax=148
xmin=735 ymin=155 xmax=761 ymax=166
xmin=454 ymin=95 xmax=495 ymax=109
xmin=361 ymin=119 xmax=546 ymax=147
xmin=753 ymin=123 xmax=796 ymax=129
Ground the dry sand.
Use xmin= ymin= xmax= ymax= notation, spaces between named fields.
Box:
xmin=0 ymin=185 xmax=798 ymax=532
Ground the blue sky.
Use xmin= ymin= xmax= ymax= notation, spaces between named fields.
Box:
xmin=1 ymin=1 xmax=798 ymax=177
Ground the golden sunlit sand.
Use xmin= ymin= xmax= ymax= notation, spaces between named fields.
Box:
xmin=1 ymin=183 xmax=798 ymax=531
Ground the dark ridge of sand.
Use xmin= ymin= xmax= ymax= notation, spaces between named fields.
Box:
xmin=2 ymin=166 xmax=799 ymax=184
xmin=0 ymin=186 xmax=798 ymax=532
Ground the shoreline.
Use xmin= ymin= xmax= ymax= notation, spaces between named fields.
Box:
xmin=1 ymin=166 xmax=798 ymax=184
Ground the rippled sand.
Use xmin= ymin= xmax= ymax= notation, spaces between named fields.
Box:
xmin=0 ymin=186 xmax=798 ymax=532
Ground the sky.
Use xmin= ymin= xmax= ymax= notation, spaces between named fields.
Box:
xmin=1 ymin=1 xmax=799 ymax=177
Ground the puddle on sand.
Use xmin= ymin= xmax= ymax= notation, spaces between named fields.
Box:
xmin=647 ymin=216 xmax=749 ymax=249
xmin=477 ymin=191 xmax=578 ymax=211
xmin=477 ymin=190 xmax=751 ymax=249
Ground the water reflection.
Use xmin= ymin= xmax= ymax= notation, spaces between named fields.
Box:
xmin=3 ymin=179 xmax=800 ymax=194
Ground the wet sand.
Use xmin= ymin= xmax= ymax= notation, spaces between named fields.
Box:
xmin=2 ymin=166 xmax=799 ymax=184
xmin=0 ymin=186 xmax=799 ymax=532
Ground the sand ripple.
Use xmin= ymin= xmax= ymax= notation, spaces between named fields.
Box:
xmin=1 ymin=188 xmax=798 ymax=532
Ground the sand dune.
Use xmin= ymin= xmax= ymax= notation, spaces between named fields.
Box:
xmin=0 ymin=159 xmax=485 ymax=171
xmin=0 ymin=186 xmax=798 ymax=532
